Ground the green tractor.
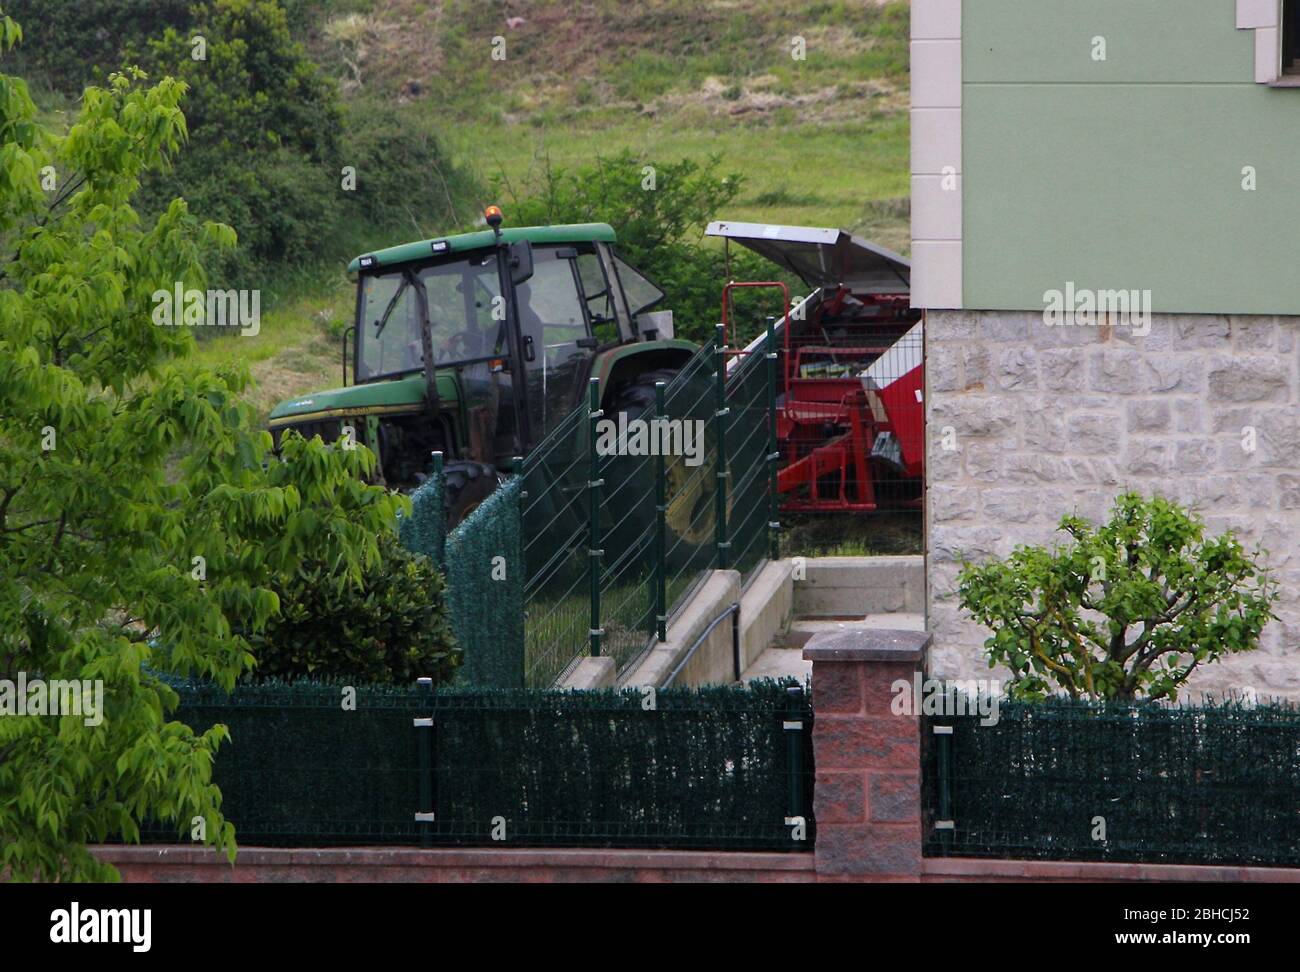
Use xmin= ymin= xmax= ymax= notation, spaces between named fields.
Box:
xmin=267 ymin=207 xmax=702 ymax=528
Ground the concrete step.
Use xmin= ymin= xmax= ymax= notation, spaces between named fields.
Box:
xmin=775 ymin=613 xmax=926 ymax=649
xmin=741 ymin=613 xmax=925 ymax=684
xmin=792 ymin=555 xmax=924 ymax=617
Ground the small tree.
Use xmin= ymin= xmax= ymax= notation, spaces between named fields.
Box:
xmin=958 ymin=493 xmax=1277 ymax=702
xmin=0 ymin=12 xmax=404 ymax=880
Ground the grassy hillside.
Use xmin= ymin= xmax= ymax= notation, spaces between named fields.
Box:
xmin=309 ymin=0 xmax=911 ymax=245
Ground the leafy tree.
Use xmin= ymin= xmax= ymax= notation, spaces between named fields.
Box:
xmin=239 ymin=531 xmax=460 ymax=685
xmin=137 ymin=0 xmax=342 ymax=280
xmin=958 ymin=493 xmax=1278 ymax=702
xmin=0 ymin=12 xmax=404 ymax=880
xmin=495 ymin=150 xmax=778 ymax=344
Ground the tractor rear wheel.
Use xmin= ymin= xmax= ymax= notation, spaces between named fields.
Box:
xmin=607 ymin=368 xmax=722 ymax=565
xmin=443 ymin=460 xmax=498 ymax=528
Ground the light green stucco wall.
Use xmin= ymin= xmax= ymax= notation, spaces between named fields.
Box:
xmin=962 ymin=0 xmax=1300 ymax=314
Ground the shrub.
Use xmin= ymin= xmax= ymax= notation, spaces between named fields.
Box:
xmin=239 ymin=531 xmax=461 ymax=685
xmin=336 ymin=98 xmax=481 ymax=242
xmin=2 ymin=0 xmax=191 ymax=89
xmin=958 ymin=493 xmax=1278 ymax=702
xmin=136 ymin=0 xmax=342 ymax=282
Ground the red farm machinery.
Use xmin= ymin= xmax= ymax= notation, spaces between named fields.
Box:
xmin=707 ymin=221 xmax=924 ymax=514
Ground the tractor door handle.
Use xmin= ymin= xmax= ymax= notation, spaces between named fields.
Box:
xmin=523 ymin=334 xmax=537 ymax=362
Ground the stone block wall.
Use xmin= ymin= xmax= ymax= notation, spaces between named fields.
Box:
xmin=925 ymin=311 xmax=1300 ymax=697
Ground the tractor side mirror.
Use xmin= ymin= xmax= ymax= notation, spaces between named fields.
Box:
xmin=636 ymin=309 xmax=674 ymax=340
xmin=509 ymin=240 xmax=533 ymax=285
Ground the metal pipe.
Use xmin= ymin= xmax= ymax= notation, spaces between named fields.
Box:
xmin=661 ymin=601 xmax=740 ymax=688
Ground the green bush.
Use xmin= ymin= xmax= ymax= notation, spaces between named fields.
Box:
xmin=2 ymin=0 xmax=191 ymax=89
xmin=337 ymin=98 xmax=481 ymax=242
xmin=958 ymin=493 xmax=1278 ymax=702
xmin=134 ymin=0 xmax=340 ymax=282
xmin=240 ymin=531 xmax=461 ymax=685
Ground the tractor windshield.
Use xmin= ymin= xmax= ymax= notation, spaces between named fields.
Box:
xmin=356 ymin=251 xmax=505 ymax=381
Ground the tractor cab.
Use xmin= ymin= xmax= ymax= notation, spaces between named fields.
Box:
xmin=268 ymin=210 xmax=697 ymax=522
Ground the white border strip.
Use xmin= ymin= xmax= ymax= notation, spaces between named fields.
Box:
xmin=910 ymin=0 xmax=963 ymax=309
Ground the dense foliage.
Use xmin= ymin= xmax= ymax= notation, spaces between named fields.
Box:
xmin=239 ymin=532 xmax=459 ymax=684
xmin=959 ymin=493 xmax=1278 ymax=702
xmin=0 ymin=9 xmax=407 ymax=879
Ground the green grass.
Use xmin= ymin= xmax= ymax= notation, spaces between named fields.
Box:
xmin=449 ymin=114 xmax=910 ymax=252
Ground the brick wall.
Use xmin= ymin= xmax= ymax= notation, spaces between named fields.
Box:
xmin=925 ymin=311 xmax=1300 ymax=698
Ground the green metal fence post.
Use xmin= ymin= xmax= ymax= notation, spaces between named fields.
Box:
xmin=414 ymin=676 xmax=435 ymax=847
xmin=654 ymin=381 xmax=668 ymax=643
xmin=764 ymin=316 xmax=780 ymax=562
xmin=784 ymin=683 xmax=806 ymax=841
xmin=934 ymin=723 xmax=954 ymax=853
xmin=587 ymin=378 xmax=604 ymax=657
xmin=714 ymin=324 xmax=730 ymax=571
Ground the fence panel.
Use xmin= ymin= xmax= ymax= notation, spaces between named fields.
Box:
xmin=725 ymin=329 xmax=775 ymax=582
xmin=408 ymin=332 xmax=777 ymax=689
xmin=141 ymin=680 xmax=815 ymax=852
xmin=520 ymin=404 xmax=591 ymax=688
xmin=922 ymin=698 xmax=1300 ymax=867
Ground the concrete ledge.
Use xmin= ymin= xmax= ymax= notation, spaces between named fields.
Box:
xmin=739 ymin=559 xmax=794 ymax=672
xmin=793 ymin=556 xmax=924 ymax=617
xmin=95 ymin=845 xmax=817 ymax=883
xmin=622 ymin=570 xmax=741 ymax=688
xmin=804 ymin=628 xmax=932 ymax=663
xmin=924 ymin=857 xmax=1300 ymax=884
xmin=559 ymin=656 xmax=617 ymax=690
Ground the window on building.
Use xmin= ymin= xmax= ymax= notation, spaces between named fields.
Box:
xmin=1285 ymin=0 xmax=1300 ymax=77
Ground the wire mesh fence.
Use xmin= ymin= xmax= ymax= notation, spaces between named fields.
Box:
xmin=517 ymin=333 xmax=778 ymax=688
xmin=139 ymin=679 xmax=815 ymax=851
xmin=400 ymin=334 xmax=778 ymax=690
xmin=922 ymin=697 xmax=1300 ymax=867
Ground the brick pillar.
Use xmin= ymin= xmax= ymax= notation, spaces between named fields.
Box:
xmin=804 ymin=629 xmax=930 ymax=882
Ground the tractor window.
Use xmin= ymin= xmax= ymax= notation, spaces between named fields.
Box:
xmin=356 ymin=253 xmax=503 ymax=381
xmin=516 ymin=247 xmax=596 ymax=437
xmin=575 ymin=251 xmax=619 ymax=344
xmin=610 ymin=252 xmax=665 ymax=319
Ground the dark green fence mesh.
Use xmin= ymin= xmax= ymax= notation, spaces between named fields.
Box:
xmin=444 ymin=479 xmax=524 ymax=689
xmin=521 ymin=404 xmax=592 ymax=688
xmin=922 ymin=698 xmax=1300 ymax=867
xmin=399 ymin=469 xmax=524 ymax=689
xmin=397 ymin=468 xmax=446 ymax=564
xmin=725 ymin=333 xmax=775 ymax=581
xmin=142 ymin=680 xmax=815 ymax=851
xmin=409 ymin=337 xmax=777 ymax=691
xmin=661 ymin=343 xmax=723 ymax=617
